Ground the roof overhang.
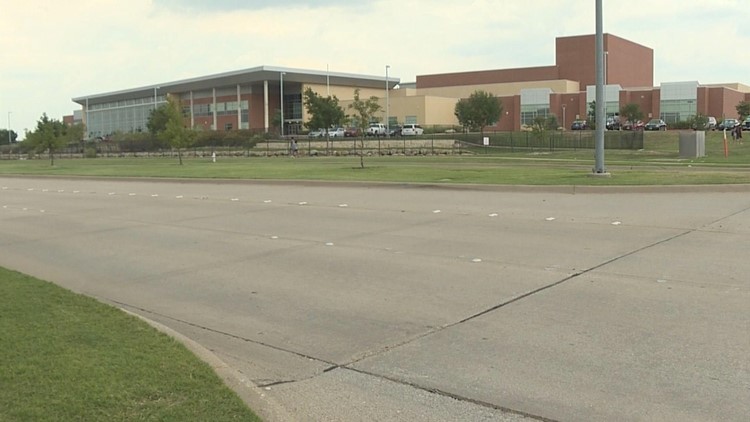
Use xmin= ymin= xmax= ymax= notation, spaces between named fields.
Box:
xmin=72 ymin=65 xmax=400 ymax=105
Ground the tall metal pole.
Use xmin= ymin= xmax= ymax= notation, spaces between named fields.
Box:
xmin=154 ymin=87 xmax=158 ymax=110
xmin=385 ymin=65 xmax=390 ymax=138
xmin=6 ymin=112 xmax=11 ymax=145
xmin=593 ymin=0 xmax=607 ymax=174
xmin=280 ymin=72 xmax=285 ymax=137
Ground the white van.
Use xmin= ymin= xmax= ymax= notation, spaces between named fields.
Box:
xmin=401 ymin=124 xmax=424 ymax=136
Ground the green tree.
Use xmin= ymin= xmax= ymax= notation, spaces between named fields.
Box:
xmin=147 ymin=105 xmax=171 ymax=135
xmin=454 ymin=90 xmax=503 ymax=138
xmin=158 ymin=96 xmax=195 ymax=165
xmin=348 ymin=89 xmax=382 ymax=133
xmin=347 ymin=88 xmax=382 ymax=168
xmin=736 ymin=101 xmax=750 ymax=121
xmin=303 ymin=88 xmax=345 ymax=152
xmin=587 ymin=101 xmax=597 ymax=129
xmin=689 ymin=113 xmax=709 ymax=131
xmin=531 ymin=114 xmax=558 ymax=140
xmin=620 ymin=103 xmax=644 ymax=128
xmin=25 ymin=114 xmax=78 ymax=165
xmin=1 ymin=129 xmax=18 ymax=145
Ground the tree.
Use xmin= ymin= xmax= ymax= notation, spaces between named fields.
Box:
xmin=736 ymin=101 xmax=750 ymax=121
xmin=348 ymin=89 xmax=382 ymax=133
xmin=25 ymin=114 xmax=77 ymax=165
xmin=531 ymin=114 xmax=558 ymax=141
xmin=454 ymin=90 xmax=502 ymax=138
xmin=347 ymin=89 xmax=382 ymax=168
xmin=587 ymin=101 xmax=597 ymax=128
xmin=688 ymin=113 xmax=709 ymax=131
xmin=1 ymin=129 xmax=18 ymax=145
xmin=620 ymin=103 xmax=644 ymax=127
xmin=158 ymin=96 xmax=195 ymax=165
xmin=303 ymin=88 xmax=345 ymax=154
xmin=147 ymin=105 xmax=172 ymax=135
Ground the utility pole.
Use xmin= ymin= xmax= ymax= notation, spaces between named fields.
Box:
xmin=593 ymin=0 xmax=609 ymax=175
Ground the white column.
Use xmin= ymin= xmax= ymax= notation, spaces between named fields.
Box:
xmin=264 ymin=80 xmax=269 ymax=133
xmin=236 ymin=84 xmax=241 ymax=130
xmin=280 ymin=72 xmax=285 ymax=137
xmin=190 ymin=91 xmax=195 ymax=128
xmin=385 ymin=65 xmax=390 ymax=137
xmin=212 ymin=88 xmax=217 ymax=131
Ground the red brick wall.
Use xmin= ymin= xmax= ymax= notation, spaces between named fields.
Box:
xmin=556 ymin=34 xmax=653 ymax=89
xmin=417 ymin=66 xmax=559 ymax=89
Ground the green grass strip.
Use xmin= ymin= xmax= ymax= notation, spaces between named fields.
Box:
xmin=0 ymin=267 xmax=260 ymax=421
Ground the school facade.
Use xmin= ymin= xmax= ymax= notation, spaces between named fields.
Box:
xmin=71 ymin=33 xmax=750 ymax=138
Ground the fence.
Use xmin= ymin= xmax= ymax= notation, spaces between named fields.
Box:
xmin=0 ymin=130 xmax=643 ymax=160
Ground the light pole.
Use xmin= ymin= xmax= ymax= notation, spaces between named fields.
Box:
xmin=593 ymin=0 xmax=607 ymax=175
xmin=562 ymin=104 xmax=566 ymax=130
xmin=6 ymin=112 xmax=11 ymax=145
xmin=385 ymin=65 xmax=390 ymax=138
xmin=280 ymin=72 xmax=285 ymax=137
xmin=153 ymin=87 xmax=159 ymax=110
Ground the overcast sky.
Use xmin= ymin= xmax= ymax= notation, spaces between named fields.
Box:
xmin=2 ymin=0 xmax=748 ymax=138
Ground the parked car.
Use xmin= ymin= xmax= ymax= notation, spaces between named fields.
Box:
xmin=706 ymin=116 xmax=717 ymax=130
xmin=571 ymin=120 xmax=589 ymax=130
xmin=718 ymin=119 xmax=739 ymax=131
xmin=366 ymin=123 xmax=387 ymax=137
xmin=344 ymin=127 xmax=361 ymax=137
xmin=329 ymin=127 xmax=345 ymax=137
xmin=389 ymin=125 xmax=402 ymax=137
xmin=622 ymin=120 xmax=644 ymax=131
xmin=716 ymin=119 xmax=740 ymax=130
xmin=644 ymin=119 xmax=667 ymax=131
xmin=606 ymin=117 xmax=621 ymax=130
xmin=308 ymin=128 xmax=325 ymax=138
xmin=401 ymin=124 xmax=424 ymax=136
xmin=743 ymin=117 xmax=750 ymax=131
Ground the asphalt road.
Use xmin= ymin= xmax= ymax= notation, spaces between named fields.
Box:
xmin=1 ymin=176 xmax=748 ymax=421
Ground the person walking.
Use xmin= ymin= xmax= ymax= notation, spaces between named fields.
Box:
xmin=289 ymin=137 xmax=298 ymax=157
xmin=735 ymin=122 xmax=743 ymax=144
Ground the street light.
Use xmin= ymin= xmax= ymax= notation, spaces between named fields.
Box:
xmin=385 ymin=65 xmax=390 ymax=138
xmin=6 ymin=112 xmax=11 ymax=145
xmin=280 ymin=72 xmax=285 ymax=137
xmin=562 ymin=104 xmax=566 ymax=130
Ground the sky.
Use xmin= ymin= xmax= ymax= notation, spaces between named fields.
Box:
xmin=2 ymin=0 xmax=749 ymax=139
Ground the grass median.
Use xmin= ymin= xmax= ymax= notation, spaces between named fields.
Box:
xmin=2 ymin=131 xmax=750 ymax=185
xmin=0 ymin=267 xmax=261 ymax=421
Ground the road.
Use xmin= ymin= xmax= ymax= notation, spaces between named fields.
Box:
xmin=1 ymin=176 xmax=748 ymax=421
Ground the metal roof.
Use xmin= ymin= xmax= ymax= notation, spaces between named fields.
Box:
xmin=72 ymin=65 xmax=400 ymax=105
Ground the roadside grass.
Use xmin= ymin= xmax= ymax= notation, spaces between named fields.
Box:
xmin=0 ymin=130 xmax=749 ymax=186
xmin=0 ymin=267 xmax=261 ymax=422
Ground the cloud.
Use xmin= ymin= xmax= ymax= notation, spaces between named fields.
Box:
xmin=152 ymin=0 xmax=359 ymax=12
xmin=2 ymin=0 xmax=749 ymax=138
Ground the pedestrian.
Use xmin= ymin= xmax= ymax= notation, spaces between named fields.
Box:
xmin=289 ymin=137 xmax=298 ymax=157
xmin=211 ymin=151 xmax=216 ymax=163
xmin=736 ymin=122 xmax=743 ymax=144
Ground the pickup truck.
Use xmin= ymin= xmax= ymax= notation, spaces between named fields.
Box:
xmin=366 ymin=123 xmax=387 ymax=137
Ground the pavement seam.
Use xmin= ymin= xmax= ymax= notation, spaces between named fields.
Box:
xmin=342 ymin=366 xmax=558 ymax=422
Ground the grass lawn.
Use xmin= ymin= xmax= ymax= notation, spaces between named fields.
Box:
xmin=0 ymin=267 xmax=261 ymax=422
xmin=2 ymin=131 xmax=749 ymax=185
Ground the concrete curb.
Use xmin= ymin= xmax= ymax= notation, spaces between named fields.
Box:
xmin=121 ymin=309 xmax=293 ymax=422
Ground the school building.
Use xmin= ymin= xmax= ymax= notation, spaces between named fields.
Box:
xmin=71 ymin=33 xmax=750 ymax=138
